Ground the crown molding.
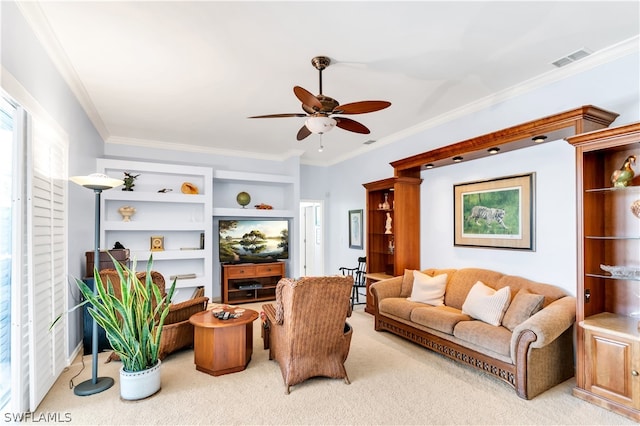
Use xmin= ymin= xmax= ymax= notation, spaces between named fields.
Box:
xmin=107 ymin=135 xmax=304 ymax=162
xmin=319 ymin=35 xmax=640 ymax=168
xmin=16 ymin=1 xmax=110 ymax=141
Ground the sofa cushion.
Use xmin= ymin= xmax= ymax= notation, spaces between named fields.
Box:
xmin=453 ymin=320 xmax=512 ymax=357
xmin=411 ymin=305 xmax=471 ymax=335
xmin=400 ymin=269 xmax=415 ymax=298
xmin=407 ymin=271 xmax=447 ymax=306
xmin=379 ymin=298 xmax=425 ymax=320
xmin=462 ymin=281 xmax=511 ymax=326
xmin=502 ymin=288 xmax=545 ymax=331
xmin=444 ymin=268 xmax=504 ymax=310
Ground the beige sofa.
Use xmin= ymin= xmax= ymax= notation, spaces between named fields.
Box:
xmin=370 ymin=267 xmax=576 ymax=399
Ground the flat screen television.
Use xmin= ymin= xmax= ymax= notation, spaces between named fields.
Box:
xmin=218 ymin=219 xmax=289 ymax=263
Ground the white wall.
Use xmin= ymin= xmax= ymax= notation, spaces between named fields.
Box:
xmin=310 ymin=50 xmax=640 ymax=296
xmin=2 ymin=1 xmax=105 ymax=355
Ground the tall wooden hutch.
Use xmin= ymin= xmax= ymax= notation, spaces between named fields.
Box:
xmin=566 ymin=122 xmax=640 ymax=421
xmin=363 ymin=176 xmax=422 ymax=312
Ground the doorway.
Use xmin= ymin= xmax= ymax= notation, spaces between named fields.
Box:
xmin=299 ymin=201 xmax=324 ymax=277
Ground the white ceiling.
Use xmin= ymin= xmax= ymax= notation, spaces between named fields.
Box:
xmin=19 ymin=1 xmax=640 ymax=166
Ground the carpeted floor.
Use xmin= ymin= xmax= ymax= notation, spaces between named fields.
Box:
xmin=35 ymin=303 xmax=633 ymax=425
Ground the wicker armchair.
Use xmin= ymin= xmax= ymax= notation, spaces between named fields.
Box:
xmin=261 ymin=276 xmax=354 ymax=394
xmin=98 ymin=269 xmax=208 ymax=360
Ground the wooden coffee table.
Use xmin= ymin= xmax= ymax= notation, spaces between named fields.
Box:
xmin=189 ymin=307 xmax=259 ymax=376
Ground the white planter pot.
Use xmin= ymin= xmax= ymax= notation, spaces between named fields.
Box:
xmin=119 ymin=360 xmax=161 ymax=400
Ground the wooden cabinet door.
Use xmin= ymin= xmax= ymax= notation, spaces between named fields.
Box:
xmin=585 ymin=328 xmax=640 ymax=409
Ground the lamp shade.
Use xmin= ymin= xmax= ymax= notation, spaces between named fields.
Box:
xmin=305 ymin=116 xmax=337 ymax=134
xmin=70 ymin=173 xmax=124 ymax=190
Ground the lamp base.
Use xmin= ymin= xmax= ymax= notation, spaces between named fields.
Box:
xmin=73 ymin=376 xmax=114 ymax=396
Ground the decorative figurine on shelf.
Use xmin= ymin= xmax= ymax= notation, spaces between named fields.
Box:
xmin=113 ymin=241 xmax=126 ymax=249
xmin=236 ymin=191 xmax=251 ymax=208
xmin=385 ymin=212 xmax=393 ymax=234
xmin=118 ymin=205 xmax=136 ymax=222
xmin=610 ymin=155 xmax=636 ymax=187
xmin=122 ymin=172 xmax=139 ymax=191
xmin=181 ymin=182 xmax=199 ymax=194
xmin=382 ymin=193 xmax=391 ymax=210
xmin=388 ymin=236 xmax=394 ymax=254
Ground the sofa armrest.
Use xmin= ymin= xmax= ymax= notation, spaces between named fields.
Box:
xmin=370 ymin=276 xmax=403 ymax=302
xmin=510 ymin=296 xmax=576 ymax=355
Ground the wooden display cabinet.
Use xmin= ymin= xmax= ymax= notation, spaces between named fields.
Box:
xmin=222 ymin=262 xmax=285 ymax=304
xmin=363 ymin=176 xmax=422 ymax=313
xmin=566 ymin=122 xmax=640 ymax=421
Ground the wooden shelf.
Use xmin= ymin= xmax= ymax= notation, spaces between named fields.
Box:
xmin=566 ymin=122 xmax=640 ymax=421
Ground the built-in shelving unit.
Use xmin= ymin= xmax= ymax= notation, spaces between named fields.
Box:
xmin=566 ymin=122 xmax=640 ymax=422
xmin=363 ymin=176 xmax=422 ymax=313
xmin=212 ymin=169 xmax=297 ymax=302
xmin=212 ymin=170 xmax=296 ymax=217
xmin=97 ymin=159 xmax=213 ymax=303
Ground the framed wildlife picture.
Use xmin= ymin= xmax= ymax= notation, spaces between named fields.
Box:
xmin=454 ymin=173 xmax=535 ymax=250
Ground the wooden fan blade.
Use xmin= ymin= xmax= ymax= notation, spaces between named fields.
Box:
xmin=335 ymin=117 xmax=370 ymax=134
xmin=248 ymin=113 xmax=307 ymax=118
xmin=293 ymin=86 xmax=323 ymax=110
xmin=334 ymin=100 xmax=391 ymax=115
xmin=296 ymin=125 xmax=312 ymax=141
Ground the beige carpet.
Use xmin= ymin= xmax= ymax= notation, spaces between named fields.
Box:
xmin=36 ymin=303 xmax=632 ymax=425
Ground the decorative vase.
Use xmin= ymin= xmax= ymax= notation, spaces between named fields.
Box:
xmin=382 ymin=193 xmax=390 ymax=210
xmin=119 ymin=360 xmax=161 ymax=401
xmin=236 ymin=191 xmax=251 ymax=208
xmin=118 ymin=206 xmax=136 ymax=222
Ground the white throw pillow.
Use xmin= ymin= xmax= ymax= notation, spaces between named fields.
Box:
xmin=462 ymin=281 xmax=511 ymax=326
xmin=407 ymin=271 xmax=447 ymax=306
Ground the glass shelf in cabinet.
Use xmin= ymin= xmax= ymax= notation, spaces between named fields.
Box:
xmin=586 ymin=273 xmax=640 ymax=282
xmin=585 ymin=185 xmax=640 ymax=193
xmin=585 ymin=235 xmax=640 ymax=240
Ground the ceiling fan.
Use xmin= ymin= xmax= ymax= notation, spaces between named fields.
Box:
xmin=248 ymin=56 xmax=391 ymax=141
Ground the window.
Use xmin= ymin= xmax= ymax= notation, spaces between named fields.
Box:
xmin=0 ymin=96 xmax=16 ymax=411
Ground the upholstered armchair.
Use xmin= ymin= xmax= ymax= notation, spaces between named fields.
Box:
xmin=261 ymin=276 xmax=354 ymax=394
xmin=98 ymin=269 xmax=208 ymax=360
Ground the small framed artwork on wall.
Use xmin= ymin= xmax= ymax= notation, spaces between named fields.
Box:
xmin=348 ymin=209 xmax=363 ymax=249
xmin=454 ymin=173 xmax=535 ymax=250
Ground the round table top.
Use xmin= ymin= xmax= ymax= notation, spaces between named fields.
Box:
xmin=189 ymin=307 xmax=259 ymax=328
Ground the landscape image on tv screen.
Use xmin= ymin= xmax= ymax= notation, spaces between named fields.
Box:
xmin=219 ymin=220 xmax=289 ymax=263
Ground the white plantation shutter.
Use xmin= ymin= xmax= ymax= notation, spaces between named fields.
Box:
xmin=27 ymin=118 xmax=67 ymax=411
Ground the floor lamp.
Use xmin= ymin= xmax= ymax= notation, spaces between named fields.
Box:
xmin=70 ymin=173 xmax=123 ymax=396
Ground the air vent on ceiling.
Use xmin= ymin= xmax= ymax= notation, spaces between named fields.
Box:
xmin=552 ymin=48 xmax=592 ymax=68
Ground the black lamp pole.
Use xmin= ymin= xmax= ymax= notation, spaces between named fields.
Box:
xmin=70 ymin=174 xmax=122 ymax=396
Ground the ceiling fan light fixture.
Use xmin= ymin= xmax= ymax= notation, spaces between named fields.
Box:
xmin=305 ymin=116 xmax=337 ymax=134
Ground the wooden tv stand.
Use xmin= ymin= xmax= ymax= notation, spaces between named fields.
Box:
xmin=222 ymin=262 xmax=285 ymax=304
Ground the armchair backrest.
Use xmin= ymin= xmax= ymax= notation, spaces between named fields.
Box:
xmin=98 ymin=268 xmax=166 ymax=301
xmin=274 ymin=276 xmax=353 ymax=342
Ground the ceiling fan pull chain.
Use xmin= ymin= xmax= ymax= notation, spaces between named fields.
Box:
xmin=318 ymin=134 xmax=324 ymax=152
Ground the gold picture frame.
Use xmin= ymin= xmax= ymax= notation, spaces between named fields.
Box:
xmin=454 ymin=173 xmax=535 ymax=250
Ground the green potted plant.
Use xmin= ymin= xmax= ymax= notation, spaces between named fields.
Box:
xmin=75 ymin=255 xmax=175 ymax=400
